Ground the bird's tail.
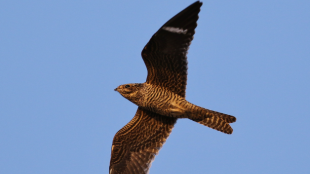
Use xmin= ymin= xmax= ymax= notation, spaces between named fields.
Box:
xmin=189 ymin=109 xmax=236 ymax=134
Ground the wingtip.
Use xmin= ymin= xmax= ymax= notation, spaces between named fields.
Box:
xmin=193 ymin=1 xmax=203 ymax=7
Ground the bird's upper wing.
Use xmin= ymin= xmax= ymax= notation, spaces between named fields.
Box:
xmin=141 ymin=1 xmax=202 ymax=97
xmin=109 ymin=108 xmax=177 ymax=174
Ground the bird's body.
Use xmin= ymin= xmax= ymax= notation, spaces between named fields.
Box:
xmin=115 ymin=83 xmax=235 ymax=134
xmin=110 ymin=1 xmax=236 ymax=173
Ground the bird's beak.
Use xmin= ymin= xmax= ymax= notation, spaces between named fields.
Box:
xmin=114 ymin=87 xmax=118 ymax=91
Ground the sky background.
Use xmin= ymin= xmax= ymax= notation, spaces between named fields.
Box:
xmin=1 ymin=0 xmax=309 ymax=174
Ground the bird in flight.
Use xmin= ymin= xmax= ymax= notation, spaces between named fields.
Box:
xmin=110 ymin=1 xmax=236 ymax=173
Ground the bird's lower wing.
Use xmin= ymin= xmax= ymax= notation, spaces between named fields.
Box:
xmin=109 ymin=107 xmax=177 ymax=174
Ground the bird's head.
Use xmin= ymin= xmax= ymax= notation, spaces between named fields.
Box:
xmin=114 ymin=83 xmax=143 ymax=105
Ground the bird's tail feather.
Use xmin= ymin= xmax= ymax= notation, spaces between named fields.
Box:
xmin=217 ymin=113 xmax=236 ymax=123
xmin=189 ymin=109 xmax=236 ymax=134
xmin=195 ymin=116 xmax=233 ymax=134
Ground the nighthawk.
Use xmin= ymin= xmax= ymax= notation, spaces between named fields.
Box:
xmin=110 ymin=1 xmax=236 ymax=174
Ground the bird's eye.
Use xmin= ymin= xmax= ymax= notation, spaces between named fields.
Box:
xmin=125 ymin=85 xmax=130 ymax=88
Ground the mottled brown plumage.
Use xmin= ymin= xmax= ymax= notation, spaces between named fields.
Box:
xmin=110 ymin=1 xmax=236 ymax=174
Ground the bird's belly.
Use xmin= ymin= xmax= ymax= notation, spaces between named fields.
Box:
xmin=168 ymin=101 xmax=187 ymax=118
xmin=143 ymin=100 xmax=188 ymax=118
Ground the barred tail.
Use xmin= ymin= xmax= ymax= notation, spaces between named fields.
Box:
xmin=196 ymin=116 xmax=233 ymax=134
xmin=215 ymin=112 xmax=236 ymax=123
xmin=189 ymin=108 xmax=236 ymax=134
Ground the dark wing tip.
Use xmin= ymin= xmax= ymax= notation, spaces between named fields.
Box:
xmin=160 ymin=1 xmax=202 ymax=31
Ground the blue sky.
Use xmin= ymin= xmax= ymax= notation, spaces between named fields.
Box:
xmin=1 ymin=0 xmax=309 ymax=173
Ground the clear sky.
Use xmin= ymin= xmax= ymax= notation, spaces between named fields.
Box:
xmin=1 ymin=0 xmax=309 ymax=174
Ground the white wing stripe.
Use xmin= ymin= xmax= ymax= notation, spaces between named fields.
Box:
xmin=162 ymin=26 xmax=188 ymax=34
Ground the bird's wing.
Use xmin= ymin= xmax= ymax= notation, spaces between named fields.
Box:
xmin=109 ymin=108 xmax=177 ymax=174
xmin=141 ymin=1 xmax=202 ymax=97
